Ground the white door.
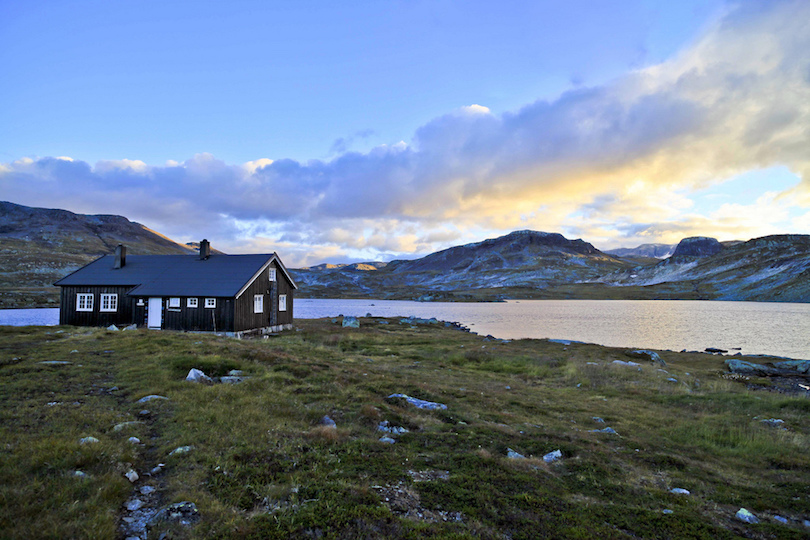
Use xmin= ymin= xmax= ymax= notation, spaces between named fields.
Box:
xmin=147 ymin=297 xmax=162 ymax=329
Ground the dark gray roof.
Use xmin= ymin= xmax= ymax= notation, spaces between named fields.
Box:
xmin=55 ymin=253 xmax=297 ymax=297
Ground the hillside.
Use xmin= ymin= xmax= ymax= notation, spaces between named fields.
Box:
xmin=292 ymin=230 xmax=635 ymax=301
xmin=1 ymin=320 xmax=808 ymax=538
xmin=3 ymin=200 xmax=809 ymax=306
xmin=600 ymin=235 xmax=810 ymax=302
xmin=0 ymin=201 xmax=194 ymax=307
xmin=292 ymin=231 xmax=810 ymax=302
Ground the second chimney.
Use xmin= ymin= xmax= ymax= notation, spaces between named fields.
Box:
xmin=199 ymin=239 xmax=210 ymax=260
xmin=114 ymin=244 xmax=126 ymax=269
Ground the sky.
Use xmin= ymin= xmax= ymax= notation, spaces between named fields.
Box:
xmin=1 ymin=0 xmax=809 ymax=267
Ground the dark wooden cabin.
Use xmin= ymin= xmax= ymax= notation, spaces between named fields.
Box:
xmin=54 ymin=240 xmax=297 ymax=335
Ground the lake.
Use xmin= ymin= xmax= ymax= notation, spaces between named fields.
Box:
xmin=2 ymin=299 xmax=808 ymax=360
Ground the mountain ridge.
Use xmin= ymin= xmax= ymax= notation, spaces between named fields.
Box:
xmin=2 ymin=201 xmax=809 ymax=306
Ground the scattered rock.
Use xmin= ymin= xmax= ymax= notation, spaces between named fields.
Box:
xmin=137 ymin=395 xmax=169 ymax=403
xmin=219 ymin=376 xmax=244 ymax=384
xmin=113 ymin=421 xmax=144 ymax=432
xmin=589 ymin=427 xmax=619 ymax=435
xmin=773 ymin=360 xmax=810 ymax=374
xmin=399 ymin=316 xmax=439 ymax=325
xmin=663 ymin=509 xmax=674 ymax=515
xmin=407 ymin=470 xmax=450 ymax=482
xmin=73 ymin=470 xmax=88 ymax=478
xmin=128 ymin=437 xmax=141 ymax=445
xmin=670 ymin=488 xmax=690 ymax=495
xmin=342 ymin=316 xmax=360 ymax=328
xmin=125 ymin=469 xmax=139 ymax=483
xmin=378 ymin=420 xmax=409 ymax=435
xmin=543 ymin=450 xmax=562 ymax=463
xmin=149 ymin=501 xmax=200 ymax=528
xmin=388 ymin=393 xmax=447 ymax=410
xmin=626 ymin=350 xmax=666 ymax=367
xmin=506 ymin=448 xmax=525 ymax=459
xmin=185 ymin=368 xmax=212 ymax=383
xmin=126 ymin=499 xmax=144 ymax=511
xmin=151 ymin=464 xmax=165 ymax=475
xmin=379 ymin=436 xmax=396 ymax=444
xmin=39 ymin=361 xmax=72 ymax=365
xmin=140 ymin=486 xmax=156 ymax=495
xmin=735 ymin=508 xmax=758 ymax=524
xmin=319 ymin=415 xmax=337 ymax=428
xmin=122 ymin=324 xmax=137 ymax=331
xmin=611 ymin=360 xmax=640 ymax=367
xmin=774 ymin=515 xmax=789 ymax=525
xmin=667 ymin=377 xmax=678 ymax=383
xmin=138 ymin=410 xmax=151 ymax=417
xmin=79 ymin=436 xmax=99 ymax=445
xmin=107 ymin=324 xmax=119 ymax=331
xmin=761 ymin=418 xmax=786 ymax=428
xmin=705 ymin=347 xmax=727 ymax=354
xmin=725 ymin=359 xmax=780 ymax=377
xmin=169 ymin=445 xmax=194 ymax=456
xmin=227 ymin=369 xmax=244 ymax=376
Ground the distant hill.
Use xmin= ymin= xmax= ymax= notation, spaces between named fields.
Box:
xmin=4 ymin=200 xmax=808 ymax=306
xmin=0 ymin=201 xmax=194 ymax=307
xmin=599 ymin=234 xmax=810 ymax=302
xmin=291 ymin=230 xmax=634 ymax=301
xmin=292 ymin=231 xmax=810 ymax=303
xmin=605 ymin=243 xmax=675 ymax=259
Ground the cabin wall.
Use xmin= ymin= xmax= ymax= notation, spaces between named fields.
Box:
xmin=276 ymin=268 xmax=295 ymax=326
xmin=234 ymin=260 xmax=294 ymax=332
xmin=58 ymin=286 xmax=136 ymax=327
xmin=132 ymin=296 xmax=234 ymax=332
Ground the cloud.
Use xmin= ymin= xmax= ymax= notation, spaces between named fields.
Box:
xmin=2 ymin=0 xmax=809 ymax=262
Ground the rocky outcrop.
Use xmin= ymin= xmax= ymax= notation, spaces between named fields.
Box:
xmin=671 ymin=237 xmax=724 ymax=258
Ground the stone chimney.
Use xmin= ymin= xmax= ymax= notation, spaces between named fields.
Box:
xmin=199 ymin=239 xmax=210 ymax=260
xmin=113 ymin=244 xmax=126 ymax=269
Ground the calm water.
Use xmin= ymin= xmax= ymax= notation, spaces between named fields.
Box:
xmin=2 ymin=300 xmax=808 ymax=359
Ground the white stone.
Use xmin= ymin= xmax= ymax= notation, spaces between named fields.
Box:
xmin=125 ymin=469 xmax=139 ymax=483
xmin=185 ymin=368 xmax=212 ymax=383
xmin=736 ymin=508 xmax=758 ymax=524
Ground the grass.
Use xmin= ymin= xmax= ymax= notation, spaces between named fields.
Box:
xmin=0 ymin=319 xmax=808 ymax=538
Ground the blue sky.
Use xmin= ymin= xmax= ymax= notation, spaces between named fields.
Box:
xmin=2 ymin=0 xmax=809 ymax=266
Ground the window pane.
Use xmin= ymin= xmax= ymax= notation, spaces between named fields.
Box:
xmin=279 ymin=294 xmax=287 ymax=312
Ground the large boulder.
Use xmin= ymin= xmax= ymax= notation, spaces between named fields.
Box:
xmin=625 ymin=350 xmax=666 ymax=367
xmin=342 ymin=316 xmax=360 ymax=328
xmin=725 ymin=359 xmax=779 ymax=376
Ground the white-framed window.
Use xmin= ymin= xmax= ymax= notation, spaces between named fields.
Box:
xmin=279 ymin=294 xmax=287 ymax=312
xmin=77 ymin=293 xmax=93 ymax=312
xmin=268 ymin=268 xmax=277 ymax=282
xmin=254 ymin=294 xmax=264 ymax=313
xmin=187 ymin=298 xmax=198 ymax=308
xmin=100 ymin=293 xmax=118 ymax=312
xmin=168 ymin=297 xmax=180 ymax=308
xmin=205 ymin=298 xmax=216 ymax=308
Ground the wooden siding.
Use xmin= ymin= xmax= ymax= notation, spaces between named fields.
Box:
xmin=276 ymin=264 xmax=295 ymax=326
xmin=233 ymin=260 xmax=294 ymax=331
xmin=58 ymin=285 xmax=136 ymax=327
xmin=132 ymin=296 xmax=235 ymax=332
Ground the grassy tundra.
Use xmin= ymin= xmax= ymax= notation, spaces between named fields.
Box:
xmin=0 ymin=319 xmax=808 ymax=539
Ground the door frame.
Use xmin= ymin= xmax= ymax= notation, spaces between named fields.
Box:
xmin=147 ymin=297 xmax=162 ymax=329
